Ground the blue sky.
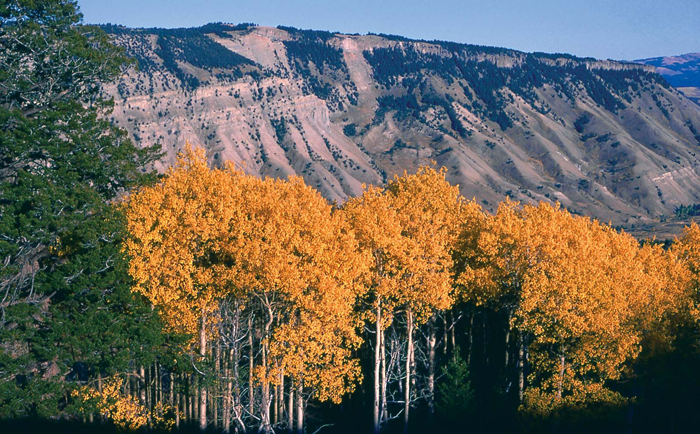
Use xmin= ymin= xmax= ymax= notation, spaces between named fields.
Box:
xmin=78 ymin=0 xmax=700 ymax=60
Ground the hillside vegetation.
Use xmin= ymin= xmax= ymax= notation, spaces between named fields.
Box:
xmin=102 ymin=23 xmax=700 ymax=235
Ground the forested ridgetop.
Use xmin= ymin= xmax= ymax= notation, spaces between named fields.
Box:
xmin=100 ymin=23 xmax=700 ymax=235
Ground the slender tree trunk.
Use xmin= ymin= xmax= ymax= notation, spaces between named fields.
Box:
xmin=233 ymin=336 xmax=244 ymax=433
xmin=274 ymin=371 xmax=280 ymax=425
xmin=450 ymin=310 xmax=456 ymax=361
xmin=187 ymin=375 xmax=192 ymax=422
xmin=194 ymin=375 xmax=200 ymax=421
xmin=174 ymin=373 xmax=180 ymax=429
xmin=404 ymin=310 xmax=414 ymax=434
xmin=296 ymin=382 xmax=304 ymax=434
xmin=248 ymin=315 xmax=255 ymax=418
xmin=139 ymin=366 xmax=146 ymax=405
xmin=169 ymin=371 xmax=174 ymax=406
xmin=373 ymin=301 xmax=381 ymax=434
xmin=427 ymin=315 xmax=436 ymax=417
xmin=126 ymin=369 xmax=132 ymax=398
xmin=146 ymin=365 xmax=152 ymax=427
xmin=505 ymin=327 xmax=511 ymax=369
xmin=467 ymin=312 xmax=474 ymax=366
xmin=231 ymin=306 xmax=245 ymax=433
xmin=279 ymin=371 xmax=285 ymax=425
xmin=184 ymin=375 xmax=190 ymax=422
xmin=261 ymin=307 xmax=274 ymax=432
xmin=380 ymin=323 xmax=388 ymax=422
xmin=288 ymin=380 xmax=294 ymax=433
xmin=214 ymin=343 xmax=220 ymax=429
xmin=156 ymin=363 xmax=161 ymax=407
xmin=517 ymin=334 xmax=525 ymax=403
xmin=443 ymin=312 xmax=448 ymax=356
xmin=224 ymin=347 xmax=231 ymax=433
xmin=200 ymin=313 xmax=208 ymax=431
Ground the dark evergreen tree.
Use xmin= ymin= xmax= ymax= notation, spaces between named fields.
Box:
xmin=0 ymin=0 xmax=174 ymax=419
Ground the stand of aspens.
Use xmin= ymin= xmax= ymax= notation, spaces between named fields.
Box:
xmin=70 ymin=146 xmax=699 ymax=433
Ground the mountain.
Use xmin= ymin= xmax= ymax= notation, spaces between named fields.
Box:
xmin=100 ymin=23 xmax=700 ymax=234
xmin=636 ymin=52 xmax=700 ymax=104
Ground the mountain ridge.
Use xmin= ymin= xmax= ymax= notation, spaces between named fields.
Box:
xmin=636 ymin=52 xmax=700 ymax=105
xmin=100 ymin=23 xmax=700 ymax=236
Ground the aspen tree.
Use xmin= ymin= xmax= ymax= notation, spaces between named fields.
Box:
xmin=124 ymin=146 xmax=251 ymax=430
xmin=345 ymin=166 xmax=467 ymax=432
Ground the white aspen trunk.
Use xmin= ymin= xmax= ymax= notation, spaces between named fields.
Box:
xmin=200 ymin=313 xmax=207 ymax=431
xmin=169 ymin=371 xmax=174 ymax=406
xmin=505 ymin=327 xmax=511 ymax=368
xmin=139 ymin=366 xmax=146 ymax=405
xmin=146 ymin=365 xmax=152 ymax=427
xmin=517 ymin=334 xmax=525 ymax=403
xmin=187 ymin=375 xmax=192 ymax=422
xmin=225 ymin=370 xmax=232 ymax=433
xmin=261 ymin=307 xmax=274 ymax=432
xmin=296 ymin=382 xmax=304 ymax=434
xmin=288 ymin=379 xmax=294 ymax=433
xmin=505 ymin=310 xmax=513 ymax=370
xmin=427 ymin=315 xmax=436 ymax=416
xmin=231 ymin=308 xmax=246 ymax=433
xmin=373 ymin=301 xmax=381 ymax=434
xmin=183 ymin=375 xmax=189 ymax=422
xmin=224 ymin=346 xmax=231 ymax=433
xmin=279 ymin=371 xmax=285 ymax=424
xmin=156 ymin=363 xmax=161 ymax=407
xmin=380 ymin=322 xmax=388 ymax=422
xmin=248 ymin=315 xmax=255 ymax=418
xmin=450 ymin=310 xmax=456 ymax=361
xmin=274 ymin=372 xmax=281 ymax=425
xmin=194 ymin=375 xmax=199 ymax=421
xmin=404 ymin=309 xmax=413 ymax=434
xmin=233 ymin=340 xmax=244 ymax=433
xmin=175 ymin=374 xmax=180 ymax=429
xmin=214 ymin=344 xmax=219 ymax=429
xmin=443 ymin=312 xmax=448 ymax=356
xmin=467 ymin=312 xmax=474 ymax=366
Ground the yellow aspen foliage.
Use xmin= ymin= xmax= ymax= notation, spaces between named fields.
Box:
xmin=238 ymin=176 xmax=370 ymax=403
xmin=516 ymin=203 xmax=642 ymax=408
xmin=456 ymin=200 xmax=686 ymax=414
xmin=454 ymin=198 xmax=527 ymax=308
xmin=125 ymin=144 xmax=370 ymax=406
xmin=517 ymin=203 xmax=693 ymax=412
xmin=344 ymin=165 xmax=470 ymax=429
xmin=671 ymin=222 xmax=700 ymax=321
xmin=343 ymin=183 xmax=404 ymax=326
xmin=123 ymin=145 xmax=251 ymax=338
xmin=72 ymin=377 xmax=176 ymax=430
xmin=384 ymin=166 xmax=467 ymax=321
xmin=345 ymin=165 xmax=468 ymax=325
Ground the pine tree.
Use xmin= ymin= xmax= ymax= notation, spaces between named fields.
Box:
xmin=0 ymin=0 xmax=164 ymax=419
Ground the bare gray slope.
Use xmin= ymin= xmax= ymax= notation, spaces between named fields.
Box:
xmin=102 ymin=24 xmax=700 ymax=230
